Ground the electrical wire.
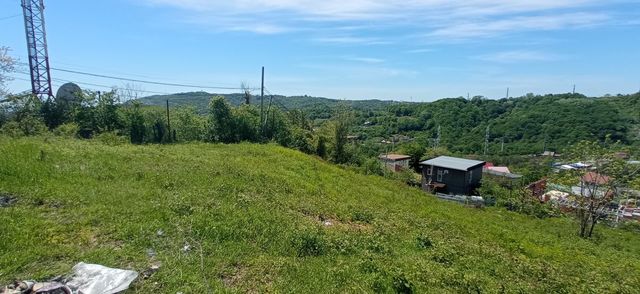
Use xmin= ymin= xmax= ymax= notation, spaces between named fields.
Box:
xmin=0 ymin=14 xmax=21 ymax=21
xmin=15 ymin=62 xmax=258 ymax=91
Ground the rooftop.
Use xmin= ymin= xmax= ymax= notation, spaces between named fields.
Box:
xmin=420 ymin=156 xmax=485 ymax=171
xmin=379 ymin=154 xmax=411 ymax=161
xmin=582 ymin=172 xmax=612 ymax=185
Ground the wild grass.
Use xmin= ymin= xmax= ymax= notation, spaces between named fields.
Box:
xmin=0 ymin=136 xmax=638 ymax=292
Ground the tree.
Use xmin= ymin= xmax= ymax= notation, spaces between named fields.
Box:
xmin=0 ymin=46 xmax=15 ymax=99
xmin=174 ymin=106 xmax=205 ymax=142
xmin=401 ymin=142 xmax=426 ymax=172
xmin=95 ymin=90 xmax=122 ymax=132
xmin=330 ymin=109 xmax=352 ymax=164
xmin=554 ymin=140 xmax=638 ymax=238
xmin=316 ymin=136 xmax=327 ymax=159
xmin=208 ymin=96 xmax=236 ymax=143
xmin=128 ymin=102 xmax=146 ymax=144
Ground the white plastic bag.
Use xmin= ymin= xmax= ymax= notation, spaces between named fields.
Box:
xmin=66 ymin=263 xmax=138 ymax=294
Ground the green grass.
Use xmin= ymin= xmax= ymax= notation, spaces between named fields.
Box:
xmin=0 ymin=136 xmax=638 ymax=293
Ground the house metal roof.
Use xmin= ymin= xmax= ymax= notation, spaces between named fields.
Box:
xmin=379 ymin=154 xmax=411 ymax=161
xmin=419 ymin=156 xmax=485 ymax=171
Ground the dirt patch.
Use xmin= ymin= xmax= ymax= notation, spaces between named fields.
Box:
xmin=221 ymin=264 xmax=248 ymax=288
xmin=0 ymin=193 xmax=17 ymax=207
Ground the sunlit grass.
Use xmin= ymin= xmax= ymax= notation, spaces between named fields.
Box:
xmin=0 ymin=136 xmax=638 ymax=292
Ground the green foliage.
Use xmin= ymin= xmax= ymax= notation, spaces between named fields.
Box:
xmin=95 ymin=91 xmax=123 ymax=132
xmin=400 ymin=143 xmax=426 ymax=172
xmin=172 ymin=106 xmax=204 ymax=142
xmin=52 ymin=122 xmax=79 ymax=137
xmin=316 ymin=136 xmax=327 ymax=159
xmin=330 ymin=108 xmax=352 ymax=164
xmin=208 ymin=96 xmax=237 ymax=143
xmin=292 ymin=229 xmax=326 ymax=257
xmin=128 ymin=102 xmax=146 ymax=144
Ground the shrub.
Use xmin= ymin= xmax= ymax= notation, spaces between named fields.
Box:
xmin=53 ymin=122 xmax=79 ymax=137
xmin=292 ymin=230 xmax=325 ymax=257
xmin=95 ymin=132 xmax=127 ymax=146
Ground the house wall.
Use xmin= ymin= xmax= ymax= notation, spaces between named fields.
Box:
xmin=421 ymin=165 xmax=484 ymax=195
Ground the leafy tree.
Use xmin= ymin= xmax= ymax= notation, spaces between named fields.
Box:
xmin=401 ymin=143 xmax=426 ymax=172
xmin=128 ymin=102 xmax=146 ymax=144
xmin=174 ymin=106 xmax=205 ymax=142
xmin=234 ymin=105 xmax=259 ymax=142
xmin=95 ymin=90 xmax=122 ymax=132
xmin=208 ymin=96 xmax=236 ymax=143
xmin=316 ymin=136 xmax=327 ymax=159
xmin=330 ymin=108 xmax=352 ymax=164
xmin=0 ymin=46 xmax=15 ymax=99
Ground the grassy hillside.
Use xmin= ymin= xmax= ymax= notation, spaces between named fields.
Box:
xmin=1 ymin=136 xmax=639 ymax=292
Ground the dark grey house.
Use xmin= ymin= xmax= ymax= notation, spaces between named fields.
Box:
xmin=420 ymin=156 xmax=485 ymax=195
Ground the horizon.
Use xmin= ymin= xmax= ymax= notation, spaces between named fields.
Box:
xmin=1 ymin=1 xmax=640 ymax=101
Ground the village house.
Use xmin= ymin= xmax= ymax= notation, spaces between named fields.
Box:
xmin=420 ymin=156 xmax=485 ymax=195
xmin=378 ymin=154 xmax=411 ymax=172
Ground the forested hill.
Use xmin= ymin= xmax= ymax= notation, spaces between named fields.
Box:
xmin=136 ymin=92 xmax=640 ymax=155
xmin=136 ymin=92 xmax=394 ymax=118
xmin=365 ymin=92 xmax=640 ymax=155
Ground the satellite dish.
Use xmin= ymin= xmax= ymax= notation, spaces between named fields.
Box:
xmin=55 ymin=83 xmax=82 ymax=105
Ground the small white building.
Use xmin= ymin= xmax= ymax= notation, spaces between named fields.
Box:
xmin=378 ymin=154 xmax=411 ymax=172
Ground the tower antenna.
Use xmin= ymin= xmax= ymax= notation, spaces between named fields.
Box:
xmin=21 ymin=0 xmax=54 ymax=100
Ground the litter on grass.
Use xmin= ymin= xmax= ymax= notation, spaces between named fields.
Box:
xmin=1 ymin=263 xmax=138 ymax=294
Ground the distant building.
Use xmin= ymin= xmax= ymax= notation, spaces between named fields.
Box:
xmin=420 ymin=156 xmax=485 ymax=195
xmin=379 ymin=154 xmax=411 ymax=172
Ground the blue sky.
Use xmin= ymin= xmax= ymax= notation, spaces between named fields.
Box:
xmin=1 ymin=0 xmax=639 ymax=101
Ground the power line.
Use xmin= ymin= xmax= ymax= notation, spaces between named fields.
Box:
xmin=12 ymin=71 xmax=172 ymax=95
xmin=16 ymin=61 xmax=257 ymax=91
xmin=51 ymin=67 xmax=254 ymax=90
xmin=0 ymin=14 xmax=21 ymax=21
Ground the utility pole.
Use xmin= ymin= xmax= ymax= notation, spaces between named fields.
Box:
xmin=484 ymin=125 xmax=490 ymax=155
xmin=166 ymin=99 xmax=171 ymax=142
xmin=506 ymin=87 xmax=510 ymax=99
xmin=435 ymin=125 xmax=441 ymax=150
xmin=573 ymin=84 xmax=576 ymax=94
xmin=260 ymin=66 xmax=265 ymax=134
xmin=501 ymin=137 xmax=505 ymax=153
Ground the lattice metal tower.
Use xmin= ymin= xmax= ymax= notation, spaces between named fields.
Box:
xmin=21 ymin=0 xmax=53 ymax=100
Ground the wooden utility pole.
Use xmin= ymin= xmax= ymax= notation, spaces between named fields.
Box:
xmin=260 ymin=66 xmax=265 ymax=134
xmin=166 ymin=99 xmax=171 ymax=142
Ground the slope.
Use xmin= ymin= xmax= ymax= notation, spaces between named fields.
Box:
xmin=0 ymin=137 xmax=638 ymax=292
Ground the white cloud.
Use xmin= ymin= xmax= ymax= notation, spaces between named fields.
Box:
xmin=139 ymin=0 xmax=620 ymax=41
xmin=344 ymin=56 xmax=385 ymax=64
xmin=473 ymin=50 xmax=561 ymax=63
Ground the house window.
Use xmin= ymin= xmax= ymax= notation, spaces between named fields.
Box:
xmin=469 ymin=170 xmax=473 ymax=184
xmin=437 ymin=169 xmax=443 ymax=182
xmin=426 ymin=166 xmax=432 ymax=175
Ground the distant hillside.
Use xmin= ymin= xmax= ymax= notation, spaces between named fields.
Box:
xmin=136 ymin=91 xmax=395 ymax=118
xmin=355 ymin=92 xmax=640 ymax=155
xmin=1 ymin=137 xmax=639 ymax=292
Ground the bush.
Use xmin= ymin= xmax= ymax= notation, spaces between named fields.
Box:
xmin=291 ymin=230 xmax=325 ymax=257
xmin=0 ymin=117 xmax=47 ymax=137
xmin=53 ymin=122 xmax=79 ymax=137
xmin=94 ymin=132 xmax=127 ymax=146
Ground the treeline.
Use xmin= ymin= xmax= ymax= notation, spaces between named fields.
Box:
xmin=0 ymin=91 xmax=367 ymax=166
